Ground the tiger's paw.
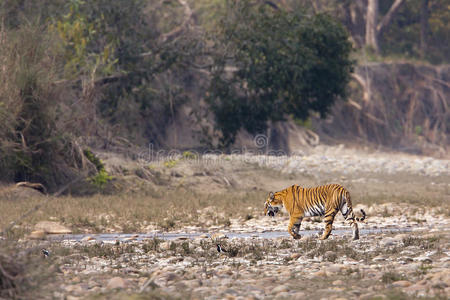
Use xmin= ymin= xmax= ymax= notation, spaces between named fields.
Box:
xmin=291 ymin=233 xmax=301 ymax=240
xmin=318 ymin=234 xmax=329 ymax=240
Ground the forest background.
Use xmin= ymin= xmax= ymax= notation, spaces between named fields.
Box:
xmin=0 ymin=0 xmax=448 ymax=191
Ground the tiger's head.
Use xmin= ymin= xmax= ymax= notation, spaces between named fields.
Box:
xmin=264 ymin=191 xmax=283 ymax=217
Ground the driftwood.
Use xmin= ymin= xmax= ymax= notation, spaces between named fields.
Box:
xmin=15 ymin=182 xmax=47 ymax=195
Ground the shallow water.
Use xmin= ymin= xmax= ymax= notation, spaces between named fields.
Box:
xmin=48 ymin=227 xmax=412 ymax=242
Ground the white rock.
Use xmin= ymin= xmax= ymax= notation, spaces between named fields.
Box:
xmin=107 ymin=277 xmax=128 ymax=289
xmin=159 ymin=242 xmax=171 ymax=251
xmin=35 ymin=221 xmax=72 ymax=234
xmin=272 ymin=285 xmax=290 ymax=293
xmin=28 ymin=230 xmax=46 ymax=240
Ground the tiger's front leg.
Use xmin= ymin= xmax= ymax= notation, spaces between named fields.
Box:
xmin=288 ymin=216 xmax=303 ymax=239
xmin=319 ymin=209 xmax=338 ymax=240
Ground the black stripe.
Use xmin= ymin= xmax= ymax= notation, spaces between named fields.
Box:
xmin=292 ymin=186 xmax=297 ymax=213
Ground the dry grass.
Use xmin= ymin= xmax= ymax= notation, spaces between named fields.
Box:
xmin=381 ymin=271 xmax=406 ymax=284
xmin=0 ymin=241 xmax=55 ymax=299
xmin=0 ymin=188 xmax=266 ymax=237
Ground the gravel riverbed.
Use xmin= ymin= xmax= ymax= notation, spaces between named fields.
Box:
xmin=6 ymin=147 xmax=450 ymax=299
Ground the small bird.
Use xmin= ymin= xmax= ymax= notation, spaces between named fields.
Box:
xmin=41 ymin=248 xmax=50 ymax=258
xmin=216 ymin=244 xmax=227 ymax=253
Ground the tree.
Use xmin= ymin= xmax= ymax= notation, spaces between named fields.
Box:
xmin=376 ymin=0 xmax=449 ymax=63
xmin=0 ymin=0 xmax=202 ymax=188
xmin=365 ymin=0 xmax=406 ymax=53
xmin=366 ymin=0 xmax=380 ymax=52
xmin=420 ymin=0 xmax=429 ymax=58
xmin=50 ymin=0 xmax=201 ymax=146
xmin=207 ymin=2 xmax=354 ymax=146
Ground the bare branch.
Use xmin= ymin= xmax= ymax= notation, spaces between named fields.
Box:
xmin=160 ymin=0 xmax=192 ymax=43
xmin=377 ymin=0 xmax=405 ymax=36
xmin=264 ymin=1 xmax=279 ymax=10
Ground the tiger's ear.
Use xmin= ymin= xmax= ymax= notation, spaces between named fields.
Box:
xmin=269 ymin=192 xmax=274 ymax=200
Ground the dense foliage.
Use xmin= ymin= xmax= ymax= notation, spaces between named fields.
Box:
xmin=207 ymin=2 xmax=353 ymax=145
xmin=379 ymin=0 xmax=450 ymax=63
xmin=0 ymin=0 xmax=199 ymax=188
xmin=0 ymin=0 xmax=448 ymax=188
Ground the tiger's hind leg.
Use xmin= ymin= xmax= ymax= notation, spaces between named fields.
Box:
xmin=347 ymin=213 xmax=359 ymax=240
xmin=340 ymin=202 xmax=359 ymax=240
xmin=319 ymin=209 xmax=338 ymax=240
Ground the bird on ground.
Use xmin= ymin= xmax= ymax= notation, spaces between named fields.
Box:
xmin=216 ymin=244 xmax=227 ymax=253
xmin=41 ymin=248 xmax=50 ymax=258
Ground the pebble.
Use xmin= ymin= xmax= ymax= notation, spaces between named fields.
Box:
xmin=291 ymin=292 xmax=306 ymax=299
xmin=28 ymin=230 xmax=46 ymax=240
xmin=324 ymin=251 xmax=336 ymax=261
xmin=35 ymin=221 xmax=72 ymax=234
xmin=333 ymin=280 xmax=344 ymax=286
xmin=414 ymin=256 xmax=433 ymax=264
xmin=274 ymin=292 xmax=290 ymax=299
xmin=380 ymin=237 xmax=396 ymax=247
xmin=81 ymin=236 xmax=95 ymax=242
xmin=290 ymin=253 xmax=301 ymax=259
xmin=373 ymin=255 xmax=386 ymax=262
xmin=271 ymin=285 xmax=290 ymax=293
xmin=392 ymin=280 xmax=412 ymax=287
xmin=210 ymin=233 xmax=228 ymax=240
xmin=403 ymin=284 xmax=428 ymax=296
xmin=312 ymin=270 xmax=327 ymax=277
xmin=159 ymin=241 xmax=171 ymax=251
xmin=107 ymin=277 xmax=128 ymax=289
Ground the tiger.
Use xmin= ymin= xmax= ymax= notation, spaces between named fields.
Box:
xmin=264 ymin=184 xmax=366 ymax=240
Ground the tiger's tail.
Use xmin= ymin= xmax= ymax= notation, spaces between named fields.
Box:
xmin=341 ymin=190 xmax=365 ymax=240
xmin=355 ymin=209 xmax=366 ymax=222
xmin=341 ymin=190 xmax=366 ymax=222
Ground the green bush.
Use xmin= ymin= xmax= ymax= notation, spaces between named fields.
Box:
xmin=83 ymin=149 xmax=112 ymax=189
xmin=182 ymin=151 xmax=198 ymax=160
xmin=87 ymin=169 xmax=112 ymax=189
xmin=207 ymin=3 xmax=353 ymax=146
xmin=83 ymin=149 xmax=105 ymax=172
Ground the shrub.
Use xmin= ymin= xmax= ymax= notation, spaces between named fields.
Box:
xmin=88 ymin=170 xmax=113 ymax=189
xmin=0 ymin=24 xmax=84 ymax=190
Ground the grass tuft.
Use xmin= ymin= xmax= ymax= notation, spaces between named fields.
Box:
xmin=381 ymin=271 xmax=405 ymax=284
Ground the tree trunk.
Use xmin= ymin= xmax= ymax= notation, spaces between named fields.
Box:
xmin=311 ymin=0 xmax=323 ymax=13
xmin=365 ymin=0 xmax=406 ymax=54
xmin=377 ymin=0 xmax=406 ymax=37
xmin=365 ymin=0 xmax=379 ymax=53
xmin=420 ymin=0 xmax=429 ymax=59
